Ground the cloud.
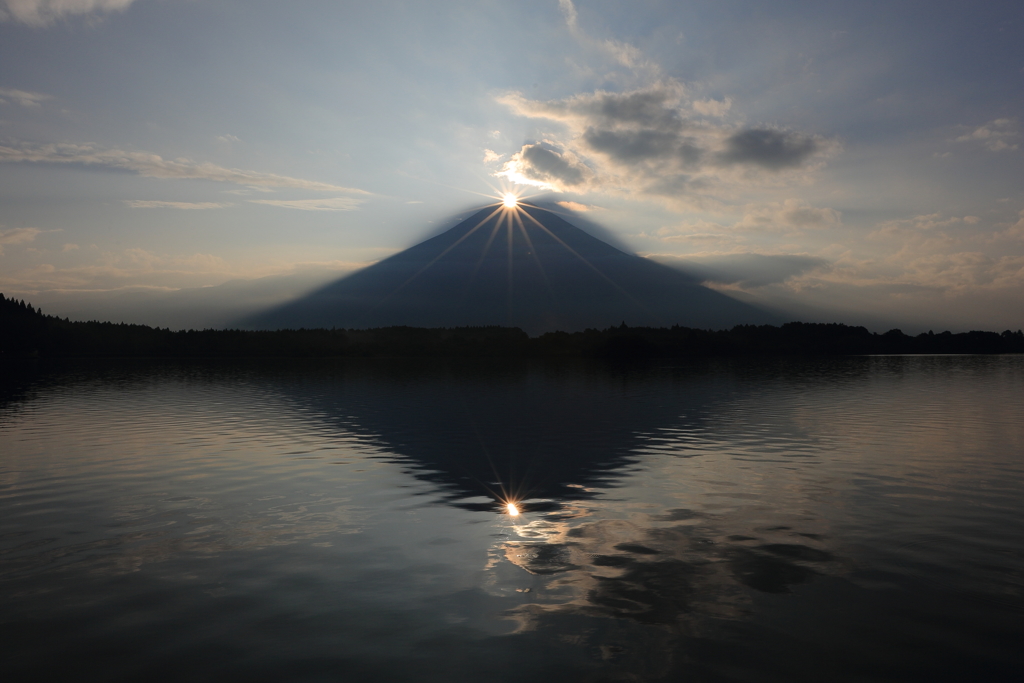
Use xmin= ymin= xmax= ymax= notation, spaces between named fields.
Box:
xmin=637 ymin=219 xmax=735 ymax=248
xmin=646 ymin=207 xmax=1024 ymax=330
xmin=482 ymin=149 xmax=502 ymax=163
xmin=647 ymin=202 xmax=838 ymax=248
xmin=955 ymin=119 xmax=1019 ymax=152
xmin=497 ymin=141 xmax=591 ymax=190
xmin=643 ymin=205 xmax=1024 ymax=327
xmin=657 ymin=253 xmax=829 ymax=288
xmin=0 ymin=87 xmax=51 ymax=107
xmin=868 ymin=213 xmax=969 ymax=251
xmin=583 ymin=126 xmax=699 ymax=165
xmin=496 ymin=82 xmax=837 ymax=203
xmin=997 ymin=210 xmax=1024 ymax=240
xmin=62 ymin=243 xmax=79 ymax=252
xmin=872 ymin=213 xmax=964 ymax=234
xmin=557 ymin=0 xmax=644 ymax=71
xmin=0 ymin=142 xmax=370 ymax=194
xmin=735 ymin=199 xmax=841 ymax=233
xmin=822 ymin=251 xmax=1024 ymax=293
xmin=0 ymin=246 xmax=370 ymax=299
xmin=555 ymin=200 xmax=595 ymax=212
xmin=0 ymin=226 xmax=42 ymax=255
xmin=770 ymin=211 xmax=1024 ymax=303
xmin=0 ymin=247 xmax=234 ymax=292
xmin=499 ymin=83 xmax=686 ymax=130
xmin=124 ymin=200 xmax=233 ymax=209
xmin=0 ymin=0 xmax=136 ymax=26
xmin=692 ymin=98 xmax=732 ymax=117
xmin=0 ymin=226 xmax=40 ymax=244
xmin=221 ymin=186 xmax=275 ymax=196
xmin=718 ymin=128 xmax=821 ymax=169
xmin=216 ymin=134 xmax=241 ymax=143
xmin=248 ymin=197 xmax=363 ymax=211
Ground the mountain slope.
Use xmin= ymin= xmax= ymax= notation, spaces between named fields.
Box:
xmin=244 ymin=204 xmax=779 ymax=333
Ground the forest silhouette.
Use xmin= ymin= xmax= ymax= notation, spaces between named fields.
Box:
xmin=3 ymin=293 xmax=1022 ymax=359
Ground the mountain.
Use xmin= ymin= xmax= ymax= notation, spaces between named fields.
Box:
xmin=243 ymin=203 xmax=779 ymax=333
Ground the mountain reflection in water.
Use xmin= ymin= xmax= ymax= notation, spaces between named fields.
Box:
xmin=1 ymin=356 xmax=1022 ymax=682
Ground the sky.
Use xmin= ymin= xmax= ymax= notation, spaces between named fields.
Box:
xmin=1 ymin=0 xmax=1022 ymax=332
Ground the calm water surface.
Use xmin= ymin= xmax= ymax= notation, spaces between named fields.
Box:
xmin=1 ymin=356 xmax=1022 ymax=681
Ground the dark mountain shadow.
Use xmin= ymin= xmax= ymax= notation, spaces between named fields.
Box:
xmin=2 ymin=357 xmax=873 ymax=510
xmin=242 ymin=204 xmax=780 ymax=334
xmin=264 ymin=358 xmax=749 ymax=509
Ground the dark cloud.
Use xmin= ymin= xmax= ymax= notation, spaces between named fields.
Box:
xmin=504 ymin=142 xmax=590 ymax=189
xmin=586 ymin=89 xmax=682 ymax=130
xmin=499 ymin=85 xmax=835 ymax=200
xmin=719 ymin=129 xmax=820 ymax=169
xmin=521 ymin=144 xmax=586 ymax=185
xmin=582 ymin=127 xmax=703 ymax=166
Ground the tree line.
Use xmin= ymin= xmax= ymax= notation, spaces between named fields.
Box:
xmin=3 ymin=293 xmax=1022 ymax=359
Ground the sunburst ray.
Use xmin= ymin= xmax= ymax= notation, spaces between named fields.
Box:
xmin=512 ymin=208 xmax=555 ymax=299
xmin=463 ymin=214 xmax=505 ymax=296
xmin=387 ymin=204 xmax=504 ymax=298
xmin=517 ymin=206 xmax=661 ymax=321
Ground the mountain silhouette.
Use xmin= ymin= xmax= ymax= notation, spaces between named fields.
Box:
xmin=244 ymin=203 xmax=778 ymax=333
xmin=264 ymin=359 xmax=748 ymax=508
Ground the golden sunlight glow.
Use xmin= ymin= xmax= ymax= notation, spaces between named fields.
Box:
xmin=506 ymin=502 xmax=520 ymax=516
xmin=502 ymin=193 xmax=518 ymax=208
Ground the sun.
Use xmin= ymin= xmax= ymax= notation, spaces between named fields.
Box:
xmin=502 ymin=193 xmax=518 ymax=209
xmin=506 ymin=502 xmax=520 ymax=516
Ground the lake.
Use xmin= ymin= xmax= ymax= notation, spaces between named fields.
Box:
xmin=2 ymin=356 xmax=1022 ymax=682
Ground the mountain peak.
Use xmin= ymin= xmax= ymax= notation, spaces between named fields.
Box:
xmin=244 ymin=204 xmax=777 ymax=333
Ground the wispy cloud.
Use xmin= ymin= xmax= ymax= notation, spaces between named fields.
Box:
xmin=772 ymin=212 xmax=1024 ymax=302
xmin=0 ymin=247 xmax=234 ymax=292
xmin=555 ymin=200 xmax=597 ymax=212
xmin=124 ymin=200 xmax=233 ymax=210
xmin=955 ymin=119 xmax=1019 ymax=152
xmin=558 ymin=0 xmax=648 ymax=72
xmin=647 ymin=199 xmax=840 ymax=246
xmin=0 ymin=87 xmax=52 ymax=107
xmin=1000 ymin=210 xmax=1024 ymax=240
xmin=248 ymin=197 xmax=363 ymax=211
xmin=734 ymin=200 xmax=841 ymax=233
xmin=0 ymin=246 xmax=366 ymax=294
xmin=0 ymin=0 xmax=136 ymax=26
xmin=0 ymin=142 xmax=371 ymax=194
xmin=0 ymin=226 xmax=42 ymax=255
